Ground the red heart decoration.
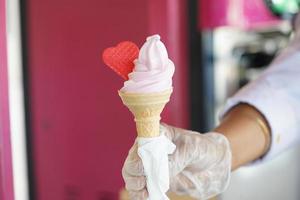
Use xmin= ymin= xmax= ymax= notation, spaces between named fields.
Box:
xmin=102 ymin=41 xmax=139 ymax=80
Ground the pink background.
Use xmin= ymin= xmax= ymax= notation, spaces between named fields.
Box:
xmin=0 ymin=0 xmax=15 ymax=199
xmin=26 ymin=0 xmax=189 ymax=199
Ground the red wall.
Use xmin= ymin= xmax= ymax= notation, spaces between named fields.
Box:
xmin=0 ymin=0 xmax=15 ymax=199
xmin=26 ymin=0 xmax=189 ymax=199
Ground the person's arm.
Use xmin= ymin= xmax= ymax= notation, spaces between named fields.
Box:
xmin=215 ymin=103 xmax=271 ymax=170
xmin=218 ymin=13 xmax=300 ymax=166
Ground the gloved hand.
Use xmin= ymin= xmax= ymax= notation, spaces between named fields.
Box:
xmin=122 ymin=123 xmax=232 ymax=200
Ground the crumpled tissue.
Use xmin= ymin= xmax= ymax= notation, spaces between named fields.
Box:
xmin=137 ymin=134 xmax=176 ymax=200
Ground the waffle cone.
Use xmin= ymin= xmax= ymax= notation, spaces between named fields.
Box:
xmin=118 ymin=88 xmax=173 ymax=137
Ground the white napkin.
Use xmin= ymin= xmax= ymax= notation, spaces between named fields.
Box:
xmin=137 ymin=134 xmax=176 ymax=200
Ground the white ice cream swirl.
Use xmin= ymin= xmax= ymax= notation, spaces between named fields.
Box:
xmin=121 ymin=35 xmax=175 ymax=93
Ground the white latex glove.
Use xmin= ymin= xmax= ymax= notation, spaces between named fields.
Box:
xmin=122 ymin=123 xmax=232 ymax=200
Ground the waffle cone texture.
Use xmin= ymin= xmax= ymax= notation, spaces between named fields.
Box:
xmin=118 ymin=88 xmax=172 ymax=137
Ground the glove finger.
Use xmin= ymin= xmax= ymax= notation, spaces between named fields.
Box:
xmin=123 ymin=172 xmax=146 ymax=191
xmin=123 ymin=144 xmax=144 ymax=176
xmin=160 ymin=122 xmax=185 ymax=142
xmin=168 ymin=134 xmax=200 ymax=177
xmin=123 ymin=157 xmax=144 ymax=176
xmin=169 ymin=172 xmax=195 ymax=196
xmin=160 ymin=123 xmax=176 ymax=140
xmin=161 ymin=123 xmax=200 ymax=141
xmin=128 ymin=189 xmax=148 ymax=200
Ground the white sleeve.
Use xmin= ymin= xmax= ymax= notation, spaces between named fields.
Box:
xmin=220 ymin=35 xmax=300 ymax=164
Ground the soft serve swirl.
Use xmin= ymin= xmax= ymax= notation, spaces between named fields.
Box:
xmin=121 ymin=35 xmax=175 ymax=93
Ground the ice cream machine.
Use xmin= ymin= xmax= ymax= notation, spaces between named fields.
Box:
xmin=192 ymin=0 xmax=297 ymax=131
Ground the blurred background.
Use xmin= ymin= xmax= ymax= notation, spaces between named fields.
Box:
xmin=1 ymin=0 xmax=300 ymax=199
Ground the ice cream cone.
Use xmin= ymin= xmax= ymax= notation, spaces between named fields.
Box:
xmin=118 ymin=88 xmax=172 ymax=137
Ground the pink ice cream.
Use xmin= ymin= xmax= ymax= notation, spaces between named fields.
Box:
xmin=121 ymin=35 xmax=175 ymax=93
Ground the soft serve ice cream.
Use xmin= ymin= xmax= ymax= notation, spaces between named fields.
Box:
xmin=121 ymin=34 xmax=175 ymax=93
xmin=116 ymin=34 xmax=176 ymax=200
